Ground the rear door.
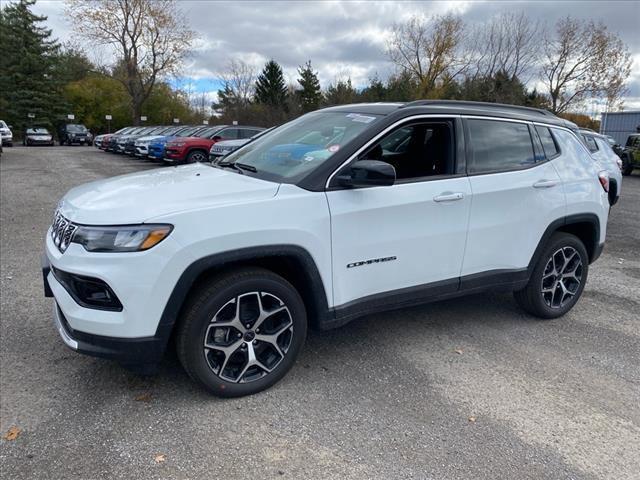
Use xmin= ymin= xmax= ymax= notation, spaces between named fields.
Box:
xmin=460 ymin=118 xmax=565 ymax=281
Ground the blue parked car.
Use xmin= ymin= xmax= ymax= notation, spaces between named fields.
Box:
xmin=147 ymin=126 xmax=209 ymax=161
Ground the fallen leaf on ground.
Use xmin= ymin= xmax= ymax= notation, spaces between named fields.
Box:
xmin=134 ymin=393 xmax=152 ymax=402
xmin=454 ymin=348 xmax=464 ymax=355
xmin=154 ymin=454 xmax=166 ymax=463
xmin=468 ymin=416 xmax=476 ymax=423
xmin=3 ymin=426 xmax=21 ymax=441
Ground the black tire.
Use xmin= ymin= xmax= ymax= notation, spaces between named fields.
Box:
xmin=186 ymin=149 xmax=208 ymax=164
xmin=176 ymin=267 xmax=307 ymax=397
xmin=622 ymin=155 xmax=634 ymax=176
xmin=514 ymin=232 xmax=589 ymax=319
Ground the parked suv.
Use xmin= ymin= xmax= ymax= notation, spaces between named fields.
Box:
xmin=43 ymin=101 xmax=610 ymax=397
xmin=579 ymin=129 xmax=622 ymax=205
xmin=164 ymin=125 xmax=263 ymax=164
xmin=59 ymin=124 xmax=91 ymax=145
xmin=621 ymin=133 xmax=640 ymax=175
xmin=0 ymin=120 xmax=13 ymax=146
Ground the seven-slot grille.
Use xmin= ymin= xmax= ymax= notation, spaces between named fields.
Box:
xmin=51 ymin=211 xmax=77 ymax=253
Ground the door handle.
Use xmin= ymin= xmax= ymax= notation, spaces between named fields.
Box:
xmin=433 ymin=192 xmax=464 ymax=202
xmin=533 ymin=179 xmax=559 ymax=188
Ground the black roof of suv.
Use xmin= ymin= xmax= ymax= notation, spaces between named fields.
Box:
xmin=321 ymin=100 xmax=576 ymax=130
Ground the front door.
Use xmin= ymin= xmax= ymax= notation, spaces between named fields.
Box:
xmin=326 ymin=119 xmax=472 ymax=308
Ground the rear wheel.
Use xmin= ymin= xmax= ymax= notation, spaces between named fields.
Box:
xmin=176 ymin=268 xmax=307 ymax=397
xmin=514 ymin=233 xmax=589 ymax=319
xmin=186 ymin=149 xmax=208 ymax=163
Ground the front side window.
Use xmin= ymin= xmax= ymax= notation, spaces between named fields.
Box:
xmin=359 ymin=121 xmax=454 ymax=180
xmin=221 ymin=111 xmax=382 ymax=182
xmin=467 ymin=119 xmax=535 ymax=174
xmin=216 ymin=128 xmax=238 ymax=140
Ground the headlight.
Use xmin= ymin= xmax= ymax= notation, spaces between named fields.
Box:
xmin=72 ymin=224 xmax=173 ymax=252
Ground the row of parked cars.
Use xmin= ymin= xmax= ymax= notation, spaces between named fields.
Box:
xmin=93 ymin=124 xmax=266 ymax=164
xmin=0 ymin=121 xmax=94 ymax=147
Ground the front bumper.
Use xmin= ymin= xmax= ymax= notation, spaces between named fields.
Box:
xmin=42 ymin=242 xmax=178 ymax=369
xmin=52 ymin=303 xmax=167 ymax=370
xmin=163 ymin=149 xmax=184 ymax=163
xmin=135 ymin=145 xmax=149 ymax=156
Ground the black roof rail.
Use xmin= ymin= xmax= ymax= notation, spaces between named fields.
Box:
xmin=400 ymin=100 xmax=555 ymax=118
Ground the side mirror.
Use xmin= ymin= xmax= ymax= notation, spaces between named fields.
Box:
xmin=212 ymin=135 xmax=222 ymax=142
xmin=337 ymin=160 xmax=396 ymax=188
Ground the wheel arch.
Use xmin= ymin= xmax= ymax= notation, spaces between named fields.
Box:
xmin=155 ymin=245 xmax=331 ymax=349
xmin=528 ymin=214 xmax=602 ymax=274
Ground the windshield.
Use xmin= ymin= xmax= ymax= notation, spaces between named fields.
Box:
xmin=0 ymin=121 xmax=7 ymax=129
xmin=194 ymin=126 xmax=224 ymax=138
xmin=27 ymin=128 xmax=49 ymax=134
xmin=67 ymin=124 xmax=87 ymax=132
xmin=221 ymin=112 xmax=381 ymax=182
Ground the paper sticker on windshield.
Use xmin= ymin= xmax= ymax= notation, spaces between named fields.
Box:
xmin=328 ymin=144 xmax=340 ymax=153
xmin=346 ymin=113 xmax=376 ymax=124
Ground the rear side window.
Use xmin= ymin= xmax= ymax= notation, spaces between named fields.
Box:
xmin=582 ymin=134 xmax=599 ymax=153
xmin=467 ymin=119 xmax=535 ymax=174
xmin=535 ymin=126 xmax=560 ymax=158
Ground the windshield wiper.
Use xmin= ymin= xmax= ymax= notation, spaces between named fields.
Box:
xmin=235 ymin=162 xmax=258 ymax=173
xmin=214 ymin=161 xmax=244 ymax=174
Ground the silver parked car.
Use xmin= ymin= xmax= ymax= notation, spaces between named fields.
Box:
xmin=580 ymin=129 xmax=622 ymax=206
xmin=0 ymin=120 xmax=13 ymax=146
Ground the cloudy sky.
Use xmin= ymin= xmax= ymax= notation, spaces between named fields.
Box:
xmin=33 ymin=0 xmax=640 ymax=111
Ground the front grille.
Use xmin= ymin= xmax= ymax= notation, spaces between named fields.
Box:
xmin=51 ymin=211 xmax=78 ymax=253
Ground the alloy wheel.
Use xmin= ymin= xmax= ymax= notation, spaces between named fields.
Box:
xmin=203 ymin=291 xmax=294 ymax=383
xmin=540 ymin=246 xmax=583 ymax=309
xmin=190 ymin=151 xmax=207 ymax=163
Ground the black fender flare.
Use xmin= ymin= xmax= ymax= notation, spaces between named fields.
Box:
xmin=527 ymin=213 xmax=602 ymax=275
xmin=154 ymin=244 xmax=330 ymax=345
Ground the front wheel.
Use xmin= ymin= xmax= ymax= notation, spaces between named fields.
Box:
xmin=186 ymin=149 xmax=208 ymax=163
xmin=514 ymin=233 xmax=589 ymax=319
xmin=176 ymin=268 xmax=307 ymax=397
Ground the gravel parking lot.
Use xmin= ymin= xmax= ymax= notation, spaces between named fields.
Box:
xmin=1 ymin=146 xmax=639 ymax=479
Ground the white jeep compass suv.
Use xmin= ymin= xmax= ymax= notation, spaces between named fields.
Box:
xmin=43 ymin=101 xmax=610 ymax=397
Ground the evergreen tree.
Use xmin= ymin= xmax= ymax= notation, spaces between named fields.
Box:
xmin=0 ymin=0 xmax=62 ymax=134
xmin=254 ymin=60 xmax=288 ymax=107
xmin=296 ymin=60 xmax=321 ymax=113
xmin=323 ymin=78 xmax=357 ymax=105
xmin=358 ymin=75 xmax=387 ymax=102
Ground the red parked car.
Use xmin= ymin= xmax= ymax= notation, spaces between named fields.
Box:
xmin=163 ymin=125 xmax=264 ymax=164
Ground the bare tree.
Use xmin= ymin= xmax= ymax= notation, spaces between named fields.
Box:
xmin=386 ymin=14 xmax=468 ymax=97
xmin=469 ymin=12 xmax=541 ymax=82
xmin=65 ymin=0 xmax=196 ymax=124
xmin=541 ymin=17 xmax=632 ymax=113
xmin=219 ymin=60 xmax=256 ymax=107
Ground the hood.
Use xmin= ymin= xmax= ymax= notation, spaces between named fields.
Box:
xmin=28 ymin=133 xmax=52 ymax=138
xmin=59 ymin=163 xmax=280 ymax=224
xmin=135 ymin=135 xmax=164 ymax=144
xmin=149 ymin=135 xmax=175 ymax=146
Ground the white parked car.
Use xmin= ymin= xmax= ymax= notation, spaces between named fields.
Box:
xmin=43 ymin=101 xmax=611 ymax=397
xmin=209 ymin=128 xmax=269 ymax=162
xmin=0 ymin=120 xmax=13 ymax=146
xmin=579 ymin=129 xmax=622 ymax=205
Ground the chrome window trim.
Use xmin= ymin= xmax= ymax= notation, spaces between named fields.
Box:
xmin=324 ymin=114 xmax=584 ymax=189
xmin=325 ymin=114 xmax=461 ymax=189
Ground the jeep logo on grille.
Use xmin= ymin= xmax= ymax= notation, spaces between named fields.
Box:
xmin=51 ymin=211 xmax=77 ymax=253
